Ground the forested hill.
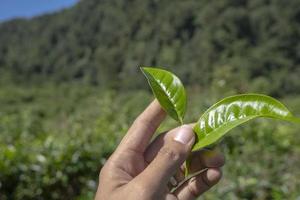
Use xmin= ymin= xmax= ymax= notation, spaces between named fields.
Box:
xmin=0 ymin=0 xmax=299 ymax=95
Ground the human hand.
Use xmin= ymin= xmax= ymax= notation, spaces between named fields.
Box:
xmin=95 ymin=100 xmax=225 ymax=200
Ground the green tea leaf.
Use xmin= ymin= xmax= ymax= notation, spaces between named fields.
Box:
xmin=141 ymin=67 xmax=186 ymax=124
xmin=192 ymin=94 xmax=300 ymax=151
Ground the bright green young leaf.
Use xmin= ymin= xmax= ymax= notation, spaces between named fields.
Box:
xmin=192 ymin=94 xmax=300 ymax=151
xmin=141 ymin=67 xmax=186 ymax=124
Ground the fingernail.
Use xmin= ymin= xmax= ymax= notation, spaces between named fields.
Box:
xmin=174 ymin=125 xmax=194 ymax=145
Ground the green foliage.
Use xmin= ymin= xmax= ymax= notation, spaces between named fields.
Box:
xmin=141 ymin=68 xmax=300 ymax=179
xmin=201 ymin=119 xmax=300 ymax=200
xmin=0 ymin=0 xmax=300 ymax=199
xmin=141 ymin=67 xmax=300 ymax=151
xmin=0 ymin=83 xmax=151 ymax=200
xmin=0 ymin=84 xmax=300 ymax=199
xmin=188 ymin=94 xmax=300 ymax=200
xmin=141 ymin=67 xmax=186 ymax=123
xmin=193 ymin=94 xmax=300 ymax=150
xmin=0 ymin=0 xmax=300 ymax=95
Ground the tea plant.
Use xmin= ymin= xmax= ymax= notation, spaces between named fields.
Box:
xmin=141 ymin=67 xmax=300 ymax=178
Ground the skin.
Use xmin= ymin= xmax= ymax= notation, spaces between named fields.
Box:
xmin=95 ymin=100 xmax=225 ymax=200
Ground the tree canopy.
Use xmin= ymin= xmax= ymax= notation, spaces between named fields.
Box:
xmin=0 ymin=0 xmax=299 ymax=94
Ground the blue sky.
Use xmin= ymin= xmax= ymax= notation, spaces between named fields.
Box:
xmin=0 ymin=0 xmax=79 ymax=22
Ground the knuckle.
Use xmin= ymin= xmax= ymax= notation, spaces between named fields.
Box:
xmin=158 ymin=146 xmax=185 ymax=162
xmin=133 ymin=115 xmax=156 ymax=133
xmin=99 ymin=160 xmax=114 ymax=180
xmin=99 ymin=164 xmax=108 ymax=180
xmin=132 ymin=181 xmax=153 ymax=200
xmin=188 ymin=177 xmax=203 ymax=197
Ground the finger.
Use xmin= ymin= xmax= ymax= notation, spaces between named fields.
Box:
xmin=145 ymin=137 xmax=224 ymax=180
xmin=168 ymin=148 xmax=225 ymax=190
xmin=174 ymin=168 xmax=222 ymax=200
xmin=170 ymin=148 xmax=225 ymax=187
xmin=144 ymin=126 xmax=225 ymax=185
xmin=144 ymin=129 xmax=186 ymax=188
xmin=144 ymin=131 xmax=168 ymax=163
xmin=144 ymin=131 xmax=179 ymax=189
xmin=135 ymin=125 xmax=195 ymax=192
xmin=172 ymin=165 xmax=186 ymax=187
xmin=144 ymin=124 xmax=194 ymax=164
xmin=165 ymin=194 xmax=178 ymax=200
xmin=116 ymin=99 xmax=166 ymax=153
xmin=168 ymin=148 xmax=225 ymax=189
xmin=187 ymin=148 xmax=225 ymax=174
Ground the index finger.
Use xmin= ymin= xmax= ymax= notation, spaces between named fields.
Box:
xmin=116 ymin=99 xmax=166 ymax=153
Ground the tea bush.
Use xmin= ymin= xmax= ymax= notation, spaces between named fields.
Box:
xmin=0 ymin=84 xmax=299 ymax=199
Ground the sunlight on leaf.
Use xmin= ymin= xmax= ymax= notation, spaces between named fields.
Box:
xmin=141 ymin=67 xmax=187 ymax=124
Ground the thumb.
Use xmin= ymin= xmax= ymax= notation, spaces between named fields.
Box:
xmin=137 ymin=125 xmax=195 ymax=191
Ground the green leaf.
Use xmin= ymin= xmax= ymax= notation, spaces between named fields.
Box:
xmin=141 ymin=67 xmax=186 ymax=124
xmin=192 ymin=94 xmax=300 ymax=151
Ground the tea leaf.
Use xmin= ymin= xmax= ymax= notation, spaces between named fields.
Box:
xmin=192 ymin=94 xmax=300 ymax=150
xmin=141 ymin=67 xmax=186 ymax=124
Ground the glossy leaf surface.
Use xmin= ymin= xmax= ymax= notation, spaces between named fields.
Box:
xmin=192 ymin=94 xmax=300 ymax=151
xmin=141 ymin=67 xmax=186 ymax=123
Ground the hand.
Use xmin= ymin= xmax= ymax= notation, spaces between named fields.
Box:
xmin=95 ymin=100 xmax=225 ymax=200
